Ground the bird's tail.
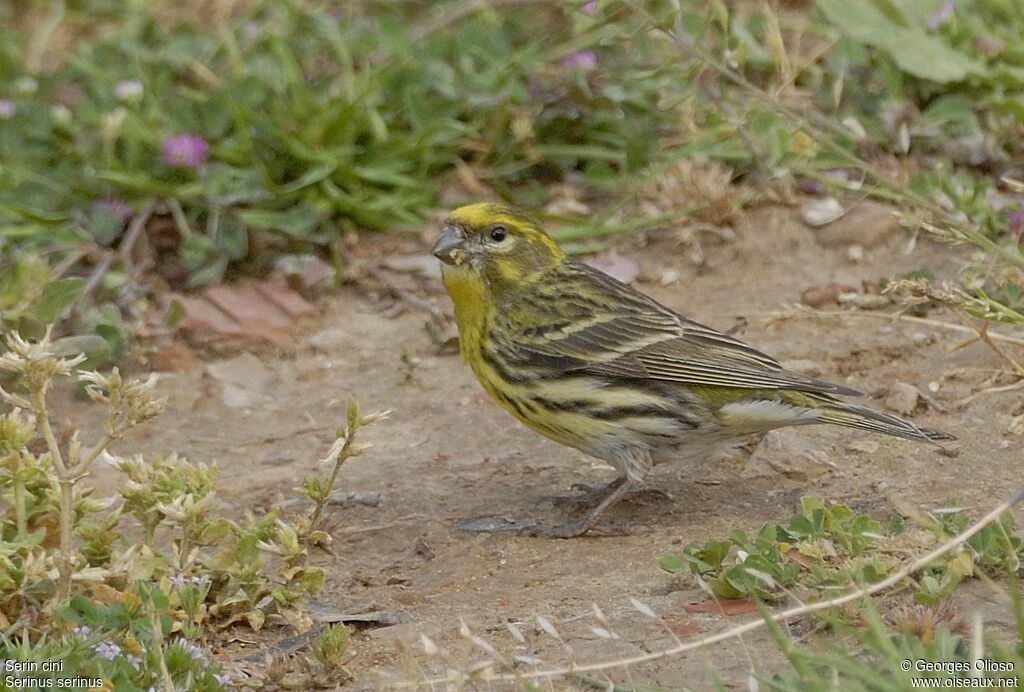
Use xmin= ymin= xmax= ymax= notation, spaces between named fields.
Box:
xmin=815 ymin=401 xmax=956 ymax=443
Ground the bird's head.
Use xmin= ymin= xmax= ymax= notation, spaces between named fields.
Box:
xmin=432 ymin=203 xmax=565 ymax=298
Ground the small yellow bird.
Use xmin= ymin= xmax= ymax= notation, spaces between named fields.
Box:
xmin=432 ymin=203 xmax=954 ymax=537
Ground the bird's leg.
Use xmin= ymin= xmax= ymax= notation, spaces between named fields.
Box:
xmin=528 ymin=476 xmax=636 ymax=538
xmin=555 ymin=478 xmax=672 ymax=509
xmin=550 ymin=478 xmax=625 ymax=509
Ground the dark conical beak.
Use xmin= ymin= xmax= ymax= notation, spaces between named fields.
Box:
xmin=432 ymin=225 xmax=466 ymax=266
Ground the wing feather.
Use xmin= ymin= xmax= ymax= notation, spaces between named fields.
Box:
xmin=496 ymin=261 xmax=859 ymax=397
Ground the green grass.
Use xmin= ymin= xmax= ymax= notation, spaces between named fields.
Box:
xmin=2 ymin=0 xmax=1023 ymax=356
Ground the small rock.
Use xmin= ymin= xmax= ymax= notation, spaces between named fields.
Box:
xmin=885 ymin=382 xmax=920 ymax=415
xmin=309 ymin=327 xmax=349 ymax=352
xmin=274 ymin=253 xmax=334 ymax=290
xmin=206 ymin=353 xmax=276 ymax=409
xmin=846 ymin=438 xmax=880 ymax=455
xmin=816 ymin=200 xmax=900 ymax=248
xmin=801 ymin=196 xmax=845 ymax=227
xmin=659 ymin=269 xmax=681 ymax=286
xmin=207 ymin=352 xmax=275 ymax=388
xmin=801 ymin=282 xmax=858 ymax=308
xmin=261 ymin=450 xmax=295 ymax=465
xmin=742 ymin=430 xmax=833 ymax=481
xmin=847 ymin=244 xmax=865 ymax=263
xmin=327 ymin=491 xmax=382 ymax=507
xmin=780 ymin=359 xmax=825 ymax=378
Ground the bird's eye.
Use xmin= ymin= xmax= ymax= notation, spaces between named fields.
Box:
xmin=488 ymin=226 xmax=509 ymax=242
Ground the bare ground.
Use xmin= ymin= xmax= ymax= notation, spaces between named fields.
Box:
xmin=54 ymin=205 xmax=1023 ymax=689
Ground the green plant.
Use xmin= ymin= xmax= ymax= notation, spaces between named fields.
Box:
xmin=0 ymin=326 xmax=384 ymax=688
xmin=660 ymin=497 xmax=898 ymax=601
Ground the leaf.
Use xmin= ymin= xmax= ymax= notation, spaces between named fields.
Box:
xmin=658 ymin=554 xmax=684 ymax=573
xmin=218 ymin=215 xmax=249 ymax=260
xmin=35 ymin=277 xmax=85 ymax=323
xmin=163 ymin=298 xmax=186 ymax=327
xmin=817 ymin=0 xmax=983 ymax=83
xmin=236 ymin=206 xmax=321 ymax=239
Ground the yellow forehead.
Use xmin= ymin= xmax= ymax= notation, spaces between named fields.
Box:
xmin=447 ymin=203 xmax=535 ymax=232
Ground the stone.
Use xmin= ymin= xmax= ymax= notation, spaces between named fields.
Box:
xmin=816 ymin=200 xmax=900 ymax=248
xmin=742 ymin=430 xmax=834 ymax=481
xmin=885 ymin=382 xmax=920 ymax=415
xmin=801 ymin=282 xmax=858 ymax=308
xmin=801 ymin=197 xmax=845 ymax=227
xmin=309 ymin=327 xmax=349 ymax=352
xmin=206 ymin=353 xmax=276 ymax=409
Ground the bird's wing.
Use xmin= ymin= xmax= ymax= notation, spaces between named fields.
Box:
xmin=496 ymin=262 xmax=859 ymax=397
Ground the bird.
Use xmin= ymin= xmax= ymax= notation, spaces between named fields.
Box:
xmin=431 ymin=202 xmax=955 ymax=538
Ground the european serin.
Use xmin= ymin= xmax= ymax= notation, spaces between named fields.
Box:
xmin=433 ymin=203 xmax=954 ymax=537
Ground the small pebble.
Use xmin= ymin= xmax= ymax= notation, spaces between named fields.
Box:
xmin=885 ymin=382 xmax=920 ymax=415
xmin=801 ymin=197 xmax=845 ymax=227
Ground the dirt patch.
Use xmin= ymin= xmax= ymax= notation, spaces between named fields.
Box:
xmin=53 ymin=206 xmax=1021 ymax=688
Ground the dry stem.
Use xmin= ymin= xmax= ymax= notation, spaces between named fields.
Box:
xmin=415 ymin=485 xmax=1024 ymax=686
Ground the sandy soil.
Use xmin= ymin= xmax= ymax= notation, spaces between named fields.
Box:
xmin=53 ymin=204 xmax=1023 ymax=689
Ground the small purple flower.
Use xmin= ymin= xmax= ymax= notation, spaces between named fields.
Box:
xmin=1006 ymin=206 xmax=1024 ymax=242
xmin=0 ymin=100 xmax=15 ymax=119
xmin=168 ymin=573 xmax=188 ymax=589
xmin=799 ymin=178 xmax=824 ymax=195
xmin=71 ymin=625 xmax=92 ymax=638
xmin=561 ymin=50 xmax=597 ymax=72
xmin=927 ymin=0 xmax=955 ymax=30
xmin=191 ymin=574 xmax=212 ymax=588
xmin=92 ymin=197 xmax=133 ymax=223
xmin=126 ymin=654 xmax=142 ymax=669
xmin=214 ymin=672 xmax=231 ymax=685
xmin=160 ymin=134 xmax=209 ymax=169
xmin=93 ymin=641 xmax=122 ymax=660
xmin=581 ymin=0 xmax=598 ymax=14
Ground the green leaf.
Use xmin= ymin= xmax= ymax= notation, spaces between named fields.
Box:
xmin=163 ymin=298 xmax=185 ymax=327
xmin=236 ymin=206 xmax=321 ymax=239
xmin=817 ymin=0 xmax=984 ymax=83
xmin=218 ymin=215 xmax=249 ymax=260
xmin=658 ymin=554 xmax=684 ymax=573
xmin=35 ymin=278 xmax=85 ymax=323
